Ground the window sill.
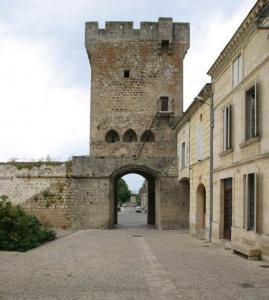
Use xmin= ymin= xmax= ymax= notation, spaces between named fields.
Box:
xmin=157 ymin=111 xmax=173 ymax=117
xmin=219 ymin=148 xmax=233 ymax=157
xmin=240 ymin=136 xmax=260 ymax=148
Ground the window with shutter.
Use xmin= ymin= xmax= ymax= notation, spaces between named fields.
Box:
xmin=245 ymin=84 xmax=258 ymax=140
xmin=245 ymin=173 xmax=257 ymax=232
xmin=232 ymin=55 xmax=242 ymax=86
xmin=196 ymin=125 xmax=204 ymax=161
xmin=223 ymin=105 xmax=232 ymax=151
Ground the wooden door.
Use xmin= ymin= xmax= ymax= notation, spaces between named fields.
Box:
xmin=224 ymin=178 xmax=232 ymax=240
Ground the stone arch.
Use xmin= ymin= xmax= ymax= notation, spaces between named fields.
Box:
xmin=141 ymin=130 xmax=155 ymax=142
xmin=123 ymin=129 xmax=137 ymax=142
xmin=105 ymin=129 xmax=120 ymax=143
xmin=196 ymin=183 xmax=206 ymax=231
xmin=110 ymin=165 xmax=158 ymax=228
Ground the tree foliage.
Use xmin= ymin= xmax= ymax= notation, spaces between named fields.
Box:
xmin=0 ymin=196 xmax=56 ymax=252
xmin=117 ymin=179 xmax=131 ymax=205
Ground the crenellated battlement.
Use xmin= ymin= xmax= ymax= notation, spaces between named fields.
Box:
xmin=85 ymin=17 xmax=189 ymax=47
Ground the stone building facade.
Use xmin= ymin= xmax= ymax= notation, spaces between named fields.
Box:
xmin=207 ymin=0 xmax=269 ymax=260
xmin=174 ymin=0 xmax=269 ymax=261
xmin=139 ymin=180 xmax=148 ymax=212
xmin=175 ymin=84 xmax=211 ymax=240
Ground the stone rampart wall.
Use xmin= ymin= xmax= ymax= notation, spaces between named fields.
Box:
xmin=0 ymin=162 xmax=72 ymax=228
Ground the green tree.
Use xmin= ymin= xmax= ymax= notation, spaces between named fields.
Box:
xmin=117 ymin=179 xmax=131 ymax=205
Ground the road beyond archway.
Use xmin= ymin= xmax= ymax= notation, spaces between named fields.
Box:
xmin=117 ymin=206 xmax=148 ymax=228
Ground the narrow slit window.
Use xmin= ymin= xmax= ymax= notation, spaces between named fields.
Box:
xmin=124 ymin=70 xmax=130 ymax=78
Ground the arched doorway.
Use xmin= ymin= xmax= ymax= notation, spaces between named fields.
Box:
xmin=196 ymin=184 xmax=206 ymax=231
xmin=179 ymin=178 xmax=190 ymax=229
xmin=110 ymin=166 xmax=157 ymax=228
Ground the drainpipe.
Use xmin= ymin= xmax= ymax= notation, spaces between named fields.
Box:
xmin=209 ymin=83 xmax=214 ymax=242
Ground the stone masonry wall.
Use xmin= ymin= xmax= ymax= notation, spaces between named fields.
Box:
xmin=71 ymin=177 xmax=111 ymax=230
xmin=0 ymin=162 xmax=72 ymax=228
xmin=71 ymin=156 xmax=187 ymax=230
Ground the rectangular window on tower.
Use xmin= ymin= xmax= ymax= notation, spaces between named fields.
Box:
xmin=160 ymin=97 xmax=169 ymax=111
xmin=124 ymin=70 xmax=130 ymax=78
xmin=161 ymin=40 xmax=169 ymax=53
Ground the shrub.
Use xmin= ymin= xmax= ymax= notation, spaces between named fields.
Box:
xmin=0 ymin=196 xmax=56 ymax=252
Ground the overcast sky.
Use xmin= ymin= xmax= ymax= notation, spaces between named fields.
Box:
xmin=0 ymin=0 xmax=256 ymax=192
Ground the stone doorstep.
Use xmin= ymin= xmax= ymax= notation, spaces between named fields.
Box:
xmin=231 ymin=242 xmax=261 ymax=261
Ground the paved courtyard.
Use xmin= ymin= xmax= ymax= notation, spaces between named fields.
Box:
xmin=1 ymin=208 xmax=269 ymax=299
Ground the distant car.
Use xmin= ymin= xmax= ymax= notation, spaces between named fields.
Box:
xmin=122 ymin=204 xmax=127 ymax=207
xmin=135 ymin=206 xmax=142 ymax=213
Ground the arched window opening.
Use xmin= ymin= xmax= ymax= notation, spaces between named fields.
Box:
xmin=196 ymin=184 xmax=206 ymax=230
xmin=141 ymin=130 xmax=155 ymax=142
xmin=123 ymin=129 xmax=137 ymax=143
xmin=105 ymin=129 xmax=120 ymax=143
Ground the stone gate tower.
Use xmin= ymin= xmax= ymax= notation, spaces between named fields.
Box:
xmin=86 ymin=18 xmax=189 ymax=158
xmin=71 ymin=18 xmax=190 ymax=229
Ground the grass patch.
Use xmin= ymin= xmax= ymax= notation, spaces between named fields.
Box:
xmin=7 ymin=161 xmax=64 ymax=170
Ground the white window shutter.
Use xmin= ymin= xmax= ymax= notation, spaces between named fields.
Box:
xmin=233 ymin=57 xmax=238 ymax=86
xmin=238 ymin=55 xmax=242 ymax=83
xmin=223 ymin=108 xmax=227 ymax=151
xmin=186 ymin=142 xmax=189 ymax=168
xmin=254 ymin=173 xmax=258 ymax=233
xmin=196 ymin=127 xmax=199 ymax=160
xmin=200 ymin=127 xmax=204 ymax=160
xmin=254 ymin=81 xmax=258 ymax=137
xmin=244 ymin=174 xmax=249 ymax=229
xmin=228 ymin=105 xmax=232 ymax=149
xmin=196 ymin=126 xmax=203 ymax=161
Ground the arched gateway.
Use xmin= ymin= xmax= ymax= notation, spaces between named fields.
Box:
xmin=71 ymin=156 xmax=188 ymax=230
xmin=70 ymin=18 xmax=190 ymax=230
xmin=111 ymin=165 xmax=157 ymax=226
